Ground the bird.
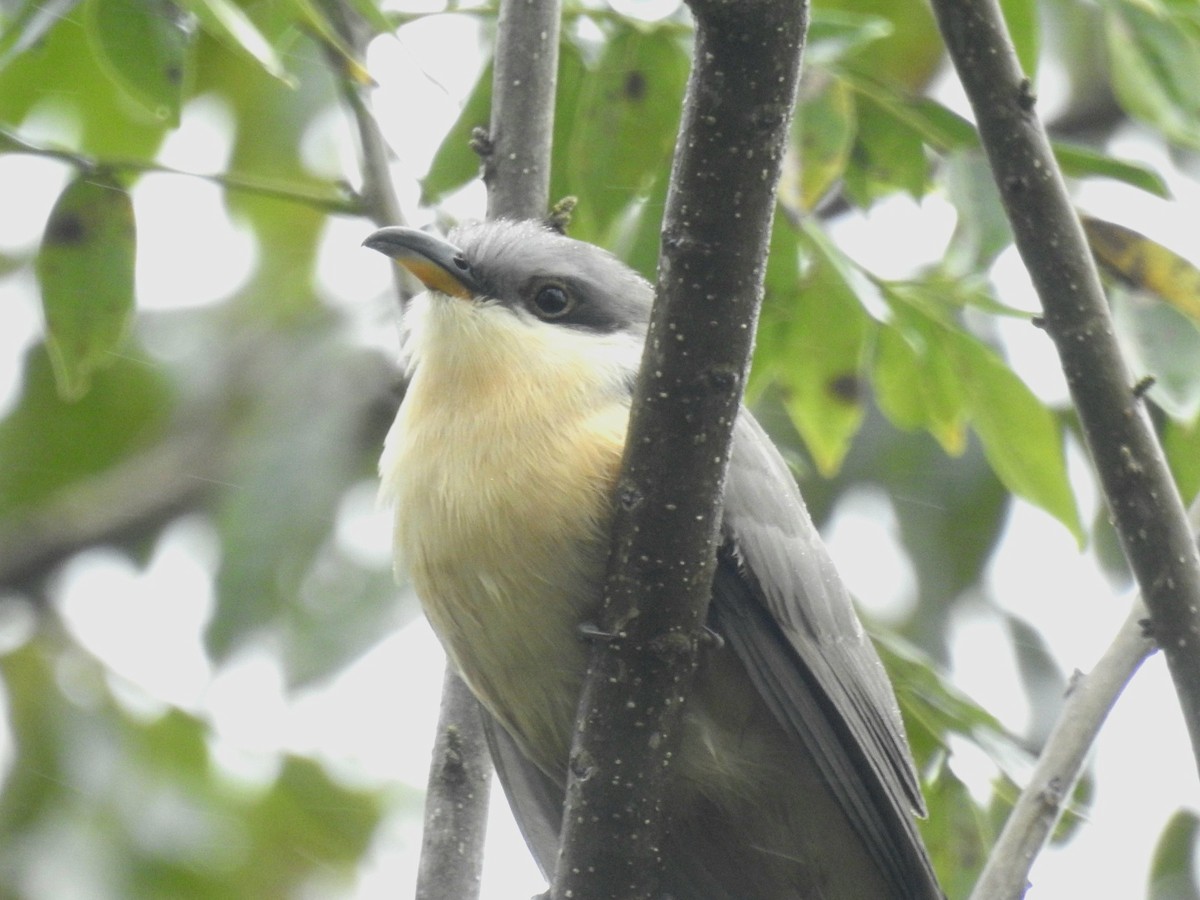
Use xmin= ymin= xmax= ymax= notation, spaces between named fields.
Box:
xmin=365 ymin=218 xmax=943 ymax=899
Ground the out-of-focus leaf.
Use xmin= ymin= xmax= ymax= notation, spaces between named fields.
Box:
xmin=35 ymin=172 xmax=137 ymax=401
xmin=564 ymin=24 xmax=688 ymax=237
xmin=207 ymin=326 xmax=394 ymax=681
xmin=757 ymin=222 xmax=870 ymax=475
xmin=1106 ymin=1 xmax=1200 ymax=148
xmin=176 ymin=0 xmax=288 ymax=81
xmin=784 ymin=77 xmax=856 ymax=214
xmin=86 ymin=0 xmax=195 ymax=125
xmin=282 ymin=541 xmax=415 ymax=688
xmin=877 ymin=633 xmax=1018 ymax=764
xmin=422 ymin=41 xmax=586 ymax=210
xmin=0 ymin=345 xmax=172 ymax=515
xmin=344 ymin=0 xmax=395 ymax=36
xmin=1004 ymin=613 xmax=1066 ymax=745
xmin=251 ymin=756 xmax=381 ymax=865
xmin=919 ymin=759 xmax=995 ymax=898
xmin=1149 ymin=810 xmax=1200 ymax=899
xmin=1084 ymin=216 xmax=1200 ymax=322
xmin=873 ymin=311 xmax=968 ymax=455
xmin=944 ymin=152 xmax=1013 ymax=275
xmin=1164 ymin=414 xmax=1200 ymax=504
xmin=0 ymin=0 xmax=82 ymax=70
xmin=1111 ymin=289 xmax=1200 ymax=421
xmin=843 ymin=69 xmax=1168 ymax=198
xmin=843 ymin=93 xmax=931 ymax=205
xmin=0 ymin=9 xmax=169 ymax=157
xmin=805 ymin=8 xmax=893 ymax=68
xmin=0 ymin=635 xmax=391 ymax=899
xmin=278 ymin=0 xmax=366 ymax=84
xmin=420 ymin=58 xmax=493 ymax=205
xmin=615 ymin=166 xmax=670 ymax=282
xmin=1057 ymin=144 xmax=1170 ymax=198
xmin=948 ymin=327 xmax=1084 ymax=542
xmin=1000 ymin=0 xmax=1040 ymax=77
xmin=819 ymin=0 xmax=943 ymax=90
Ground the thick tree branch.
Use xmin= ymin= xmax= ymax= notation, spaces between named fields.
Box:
xmin=551 ymin=3 xmax=808 ymax=898
xmin=929 ymin=0 xmax=1200 ymax=769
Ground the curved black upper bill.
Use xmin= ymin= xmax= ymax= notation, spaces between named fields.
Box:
xmin=363 ymin=226 xmax=481 ymax=299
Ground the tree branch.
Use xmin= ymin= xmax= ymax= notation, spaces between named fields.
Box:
xmin=406 ymin=1 xmax=562 ymax=896
xmin=483 ymin=0 xmax=562 ymax=221
xmin=929 ymin=0 xmax=1200 ymax=770
xmin=970 ymin=600 xmax=1156 ymax=899
xmin=971 ymin=499 xmax=1199 ymax=899
xmin=551 ymin=3 xmax=808 ymax=898
xmin=414 ymin=667 xmax=496 ymax=900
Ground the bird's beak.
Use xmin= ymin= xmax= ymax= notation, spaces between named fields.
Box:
xmin=363 ymin=226 xmax=481 ymax=300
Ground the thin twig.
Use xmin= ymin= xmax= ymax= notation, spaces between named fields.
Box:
xmin=969 ymin=601 xmax=1156 ymax=899
xmin=0 ymin=127 xmax=361 ymax=215
xmin=317 ymin=3 xmax=498 ymax=897
xmin=929 ymin=0 xmax=1200 ymax=771
xmin=971 ymin=499 xmax=1199 ymax=899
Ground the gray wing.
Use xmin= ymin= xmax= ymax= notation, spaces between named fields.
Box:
xmin=711 ymin=409 xmax=942 ymax=898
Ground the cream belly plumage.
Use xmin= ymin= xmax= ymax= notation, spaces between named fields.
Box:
xmin=381 ymin=291 xmax=635 ymax=773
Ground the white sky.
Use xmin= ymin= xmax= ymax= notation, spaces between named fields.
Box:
xmin=0 ymin=3 xmax=1198 ymax=897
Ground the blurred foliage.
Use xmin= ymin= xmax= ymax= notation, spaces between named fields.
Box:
xmin=1 ymin=0 xmax=1199 ymax=897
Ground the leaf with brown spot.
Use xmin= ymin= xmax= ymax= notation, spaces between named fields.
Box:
xmin=35 ymin=172 xmax=137 ymax=401
xmin=565 ymin=25 xmax=689 ymax=237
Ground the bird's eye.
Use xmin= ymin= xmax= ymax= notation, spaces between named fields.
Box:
xmin=532 ymin=284 xmax=572 ymax=319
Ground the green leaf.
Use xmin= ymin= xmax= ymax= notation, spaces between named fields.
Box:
xmin=820 ymin=0 xmax=944 ymax=90
xmin=1055 ymin=143 xmax=1170 ymax=198
xmin=0 ymin=0 xmax=82 ymax=71
xmin=842 ymin=93 xmax=932 ymax=205
xmin=1164 ymin=414 xmax=1200 ymax=505
xmin=1149 ymin=810 xmax=1200 ymax=899
xmin=176 ymin=0 xmax=288 ymax=81
xmin=1111 ymin=289 xmax=1200 ymax=421
xmin=758 ymin=222 xmax=870 ymax=475
xmin=1106 ymin=1 xmax=1200 ymax=148
xmin=843 ymin=71 xmax=1169 ymax=197
xmin=0 ymin=344 xmax=172 ymax=517
xmin=805 ymin=8 xmax=894 ymax=68
xmin=949 ymin=328 xmax=1084 ymax=541
xmin=943 ymin=152 xmax=1014 ymax=275
xmin=420 ymin=59 xmax=492 ymax=205
xmin=86 ymin=0 xmax=195 ymax=125
xmin=35 ymin=172 xmax=137 ymax=401
xmin=564 ymin=24 xmax=689 ymax=237
xmin=918 ymin=758 xmax=995 ymax=896
xmin=873 ymin=313 xmax=968 ymax=454
xmin=1000 ymin=0 xmax=1040 ymax=77
xmin=784 ymin=77 xmax=856 ymax=214
xmin=0 ymin=8 xmax=170 ymax=157
xmin=207 ymin=328 xmax=392 ymax=680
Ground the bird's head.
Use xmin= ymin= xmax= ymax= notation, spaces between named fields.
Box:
xmin=364 ymin=220 xmax=651 ymax=397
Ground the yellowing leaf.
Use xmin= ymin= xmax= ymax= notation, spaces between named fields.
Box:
xmin=1083 ymin=215 xmax=1200 ymax=323
xmin=35 ymin=172 xmax=137 ymax=400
